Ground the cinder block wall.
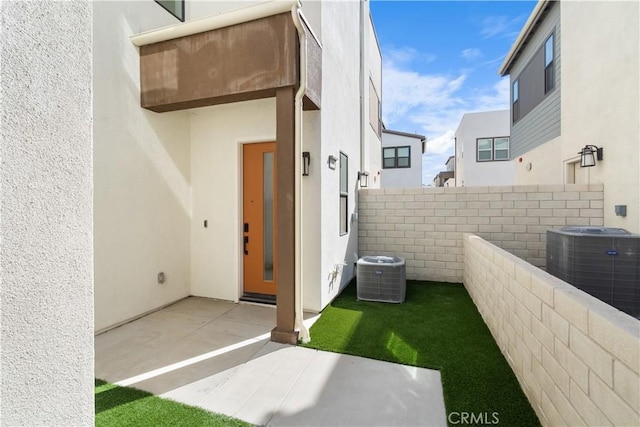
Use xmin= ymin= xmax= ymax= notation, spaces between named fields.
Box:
xmin=463 ymin=234 xmax=640 ymax=426
xmin=358 ymin=184 xmax=604 ymax=282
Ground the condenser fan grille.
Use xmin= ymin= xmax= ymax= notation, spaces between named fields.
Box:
xmin=356 ymin=256 xmax=406 ymax=303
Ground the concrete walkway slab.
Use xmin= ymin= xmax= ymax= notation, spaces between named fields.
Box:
xmin=95 ymin=297 xmax=447 ymax=426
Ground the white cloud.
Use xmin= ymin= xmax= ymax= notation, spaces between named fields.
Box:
xmin=385 ymin=46 xmax=437 ymax=65
xmin=426 ymin=130 xmax=456 ymax=156
xmin=381 ymin=52 xmax=512 ymax=186
xmin=472 ymin=77 xmax=511 ymax=111
xmin=382 ymin=59 xmax=467 ymax=133
xmin=461 ymin=48 xmax=483 ymax=62
xmin=480 ymin=15 xmax=524 ymax=39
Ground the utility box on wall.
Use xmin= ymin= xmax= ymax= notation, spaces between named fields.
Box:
xmin=547 ymin=227 xmax=640 ymax=318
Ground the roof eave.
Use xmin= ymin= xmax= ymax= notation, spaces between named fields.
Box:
xmin=498 ymin=0 xmax=549 ymax=76
xmin=382 ymin=129 xmax=427 ymax=140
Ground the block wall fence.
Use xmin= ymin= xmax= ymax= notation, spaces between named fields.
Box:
xmin=464 ymin=234 xmax=639 ymax=425
xmin=358 ymin=184 xmax=604 ymax=283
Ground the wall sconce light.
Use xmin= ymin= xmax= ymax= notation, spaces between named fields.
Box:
xmin=579 ymin=145 xmax=603 ymax=167
xmin=302 ymin=151 xmax=310 ymax=176
xmin=358 ymin=171 xmax=369 ymax=188
xmin=328 ymin=155 xmax=337 ymax=170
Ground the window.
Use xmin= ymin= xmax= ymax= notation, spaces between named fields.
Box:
xmin=339 ymin=152 xmax=348 ymax=236
xmin=155 ymin=0 xmax=185 ymax=22
xmin=476 ymin=137 xmax=510 ymax=162
xmin=544 ymin=34 xmax=554 ymax=93
xmin=512 ymin=80 xmax=519 ymax=122
xmin=494 ymin=137 xmax=510 ymax=160
xmin=477 ymin=139 xmax=493 ymax=161
xmin=382 ymin=146 xmax=411 ymax=168
xmin=369 ymin=79 xmax=381 ymax=137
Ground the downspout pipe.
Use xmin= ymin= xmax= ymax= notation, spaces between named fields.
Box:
xmin=291 ymin=4 xmax=310 ymax=343
xmin=359 ymin=0 xmax=366 ymax=175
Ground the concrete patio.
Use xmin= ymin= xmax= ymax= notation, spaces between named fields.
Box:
xmin=95 ymin=297 xmax=447 ymax=426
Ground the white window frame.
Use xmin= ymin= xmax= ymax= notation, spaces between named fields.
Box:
xmin=476 ymin=137 xmax=510 ymax=162
xmin=512 ymin=80 xmax=519 ymax=122
xmin=339 ymin=152 xmax=348 ymax=236
xmin=544 ymin=33 xmax=555 ymax=94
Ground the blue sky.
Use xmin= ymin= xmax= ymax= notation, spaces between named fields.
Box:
xmin=370 ymin=0 xmax=537 ymax=185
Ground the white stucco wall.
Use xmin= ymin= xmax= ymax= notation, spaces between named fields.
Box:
xmin=301 ymin=0 xmax=322 ymax=40
xmin=93 ymin=1 xmax=192 ymax=331
xmin=560 ymin=0 xmax=640 ymax=233
xmin=455 ymin=110 xmax=514 ymax=187
xmin=1 ymin=1 xmax=94 ymax=424
xmin=318 ymin=0 xmax=362 ymax=309
xmin=301 ymin=111 xmax=323 ymax=311
xmin=188 ymin=102 xmax=326 ymax=312
xmin=190 ymin=99 xmax=276 ymax=301
xmin=381 ymin=132 xmax=424 ymax=188
xmin=91 ymin=0 xmax=375 ymax=326
xmin=189 ymin=0 xmax=264 ymax=23
xmin=514 ymin=136 xmax=563 ymax=186
xmin=303 ymin=0 xmax=396 ymax=310
xmin=365 ymin=14 xmax=383 ymax=189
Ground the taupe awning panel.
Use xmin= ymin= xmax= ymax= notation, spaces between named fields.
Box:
xmin=302 ymin=19 xmax=321 ymax=111
xmin=140 ymin=13 xmax=299 ymax=112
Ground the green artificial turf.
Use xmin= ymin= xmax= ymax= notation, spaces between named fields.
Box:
xmin=303 ymin=281 xmax=540 ymax=427
xmin=95 ymin=379 xmax=251 ymax=427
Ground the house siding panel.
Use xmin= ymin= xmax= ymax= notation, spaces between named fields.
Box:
xmin=510 ymin=2 xmax=561 ymax=158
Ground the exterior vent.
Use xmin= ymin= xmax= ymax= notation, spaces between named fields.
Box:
xmin=356 ymin=256 xmax=406 ymax=303
xmin=547 ymin=227 xmax=640 ymax=318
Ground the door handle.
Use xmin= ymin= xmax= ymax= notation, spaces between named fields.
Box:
xmin=244 ymin=236 xmax=249 ymax=255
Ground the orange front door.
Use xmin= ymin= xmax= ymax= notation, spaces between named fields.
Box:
xmin=243 ymin=142 xmax=277 ymax=296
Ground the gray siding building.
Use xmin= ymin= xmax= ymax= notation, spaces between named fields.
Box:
xmin=500 ymin=1 xmax=561 ymax=158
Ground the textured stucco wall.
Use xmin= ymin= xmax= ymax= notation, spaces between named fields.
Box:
xmin=381 ymin=132 xmax=423 ymax=189
xmin=455 ymin=110 xmax=514 ymax=187
xmin=365 ymin=14 xmax=382 ymax=189
xmin=514 ymin=136 xmax=563 ymax=186
xmin=93 ymin=1 xmax=192 ymax=332
xmin=319 ymin=0 xmax=362 ymax=309
xmin=560 ymin=0 xmax=640 ymax=233
xmin=1 ymin=1 xmax=94 ymax=425
xmin=190 ymin=99 xmax=276 ymax=302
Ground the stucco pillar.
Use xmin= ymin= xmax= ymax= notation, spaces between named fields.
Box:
xmin=1 ymin=1 xmax=94 ymax=424
xmin=271 ymin=86 xmax=299 ymax=344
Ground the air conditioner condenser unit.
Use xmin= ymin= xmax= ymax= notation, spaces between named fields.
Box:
xmin=356 ymin=256 xmax=406 ymax=303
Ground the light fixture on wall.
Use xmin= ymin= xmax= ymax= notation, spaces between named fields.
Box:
xmin=328 ymin=155 xmax=338 ymax=170
xmin=358 ymin=171 xmax=369 ymax=188
xmin=302 ymin=151 xmax=310 ymax=176
xmin=579 ymin=145 xmax=603 ymax=167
